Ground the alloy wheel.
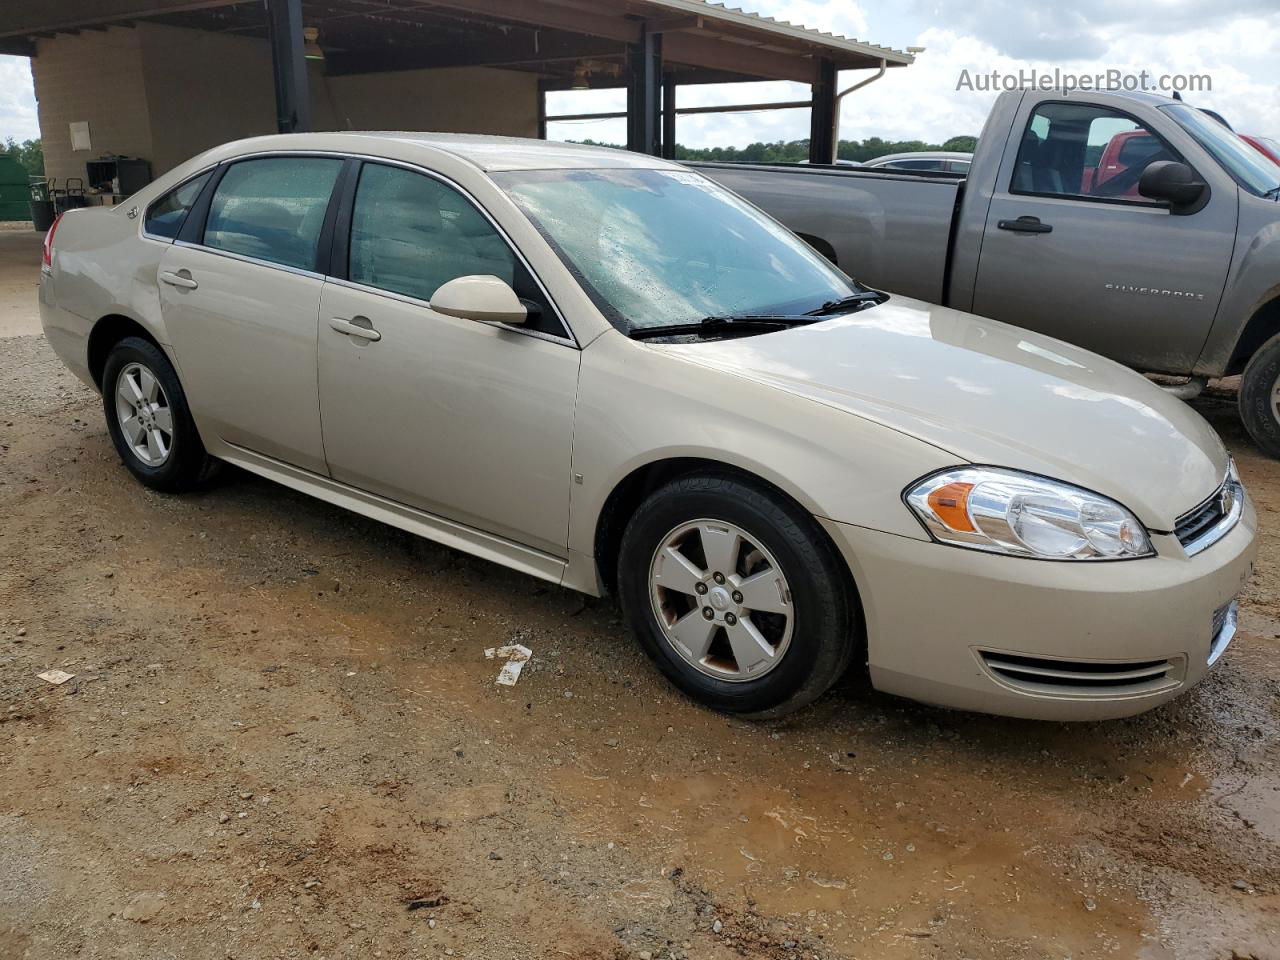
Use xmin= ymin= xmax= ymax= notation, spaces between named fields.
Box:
xmin=648 ymin=519 xmax=794 ymax=681
xmin=114 ymin=361 xmax=174 ymax=467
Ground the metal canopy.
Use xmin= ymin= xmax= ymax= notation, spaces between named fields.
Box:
xmin=0 ymin=0 xmax=913 ymax=161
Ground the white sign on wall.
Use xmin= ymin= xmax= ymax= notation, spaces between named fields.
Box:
xmin=70 ymin=121 xmax=92 ymax=152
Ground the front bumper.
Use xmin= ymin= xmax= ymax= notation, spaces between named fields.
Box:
xmin=820 ymin=494 xmax=1257 ymax=721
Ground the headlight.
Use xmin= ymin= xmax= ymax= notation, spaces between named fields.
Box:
xmin=905 ymin=467 xmax=1154 ymax=560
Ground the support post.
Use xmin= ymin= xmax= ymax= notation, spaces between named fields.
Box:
xmin=266 ymin=0 xmax=311 ymax=134
xmin=537 ymin=80 xmax=548 ymax=140
xmin=626 ymin=27 xmax=661 ymax=155
xmin=661 ymin=75 xmax=677 ymax=159
xmin=808 ymin=57 xmax=836 ymax=164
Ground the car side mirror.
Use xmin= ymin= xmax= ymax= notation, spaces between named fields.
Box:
xmin=1138 ymin=161 xmax=1207 ymax=211
xmin=429 ymin=275 xmax=527 ymax=325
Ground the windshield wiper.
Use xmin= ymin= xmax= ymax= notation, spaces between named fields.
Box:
xmin=627 ymin=314 xmax=819 ymax=341
xmin=1265 ymin=185 xmax=1280 ymax=201
xmin=805 ymin=291 xmax=887 ymax=316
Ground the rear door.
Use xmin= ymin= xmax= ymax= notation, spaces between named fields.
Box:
xmin=970 ymin=99 xmax=1236 ymax=374
xmin=157 ymin=154 xmax=345 ymax=473
xmin=316 ymin=160 xmax=580 ymax=556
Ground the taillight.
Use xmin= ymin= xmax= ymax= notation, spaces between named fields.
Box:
xmin=43 ymin=213 xmax=64 ymax=268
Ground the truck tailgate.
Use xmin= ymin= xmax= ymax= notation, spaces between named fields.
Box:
xmin=691 ymin=163 xmax=961 ymax=304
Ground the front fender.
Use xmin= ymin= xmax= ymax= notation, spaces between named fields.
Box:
xmin=567 ymin=332 xmax=954 ymax=565
xmin=1196 ymin=196 xmax=1280 ymax=376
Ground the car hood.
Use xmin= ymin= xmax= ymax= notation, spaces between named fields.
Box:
xmin=659 ymin=297 xmax=1228 ymax=530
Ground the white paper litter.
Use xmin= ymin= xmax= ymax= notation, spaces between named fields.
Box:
xmin=37 ymin=669 xmax=75 ymax=685
xmin=487 ymin=644 xmax=532 ymax=686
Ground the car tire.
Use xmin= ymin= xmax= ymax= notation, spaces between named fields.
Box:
xmin=617 ymin=472 xmax=858 ymax=718
xmin=1239 ymin=333 xmax=1280 ymax=459
xmin=101 ymin=336 xmax=217 ymax=492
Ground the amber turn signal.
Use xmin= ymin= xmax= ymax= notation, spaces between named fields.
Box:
xmin=926 ymin=481 xmax=976 ymax=533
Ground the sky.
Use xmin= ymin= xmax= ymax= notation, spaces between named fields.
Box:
xmin=2 ymin=0 xmax=1278 ymax=148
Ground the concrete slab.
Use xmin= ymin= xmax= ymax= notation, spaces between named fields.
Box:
xmin=0 ymin=224 xmax=44 ymax=338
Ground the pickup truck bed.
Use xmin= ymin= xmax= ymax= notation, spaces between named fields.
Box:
xmin=691 ymin=162 xmax=963 ymax=304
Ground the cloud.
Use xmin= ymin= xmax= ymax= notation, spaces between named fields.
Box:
xmin=915 ymin=0 xmax=1280 ymax=61
xmin=0 ymin=55 xmax=38 ymax=143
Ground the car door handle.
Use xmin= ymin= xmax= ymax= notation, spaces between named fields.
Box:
xmin=159 ymin=270 xmax=198 ymax=289
xmin=329 ymin=316 xmax=382 ymax=342
xmin=997 ymin=216 xmax=1053 ymax=234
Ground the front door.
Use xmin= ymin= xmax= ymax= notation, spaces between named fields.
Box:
xmin=158 ymin=155 xmax=344 ymax=473
xmin=316 ymin=161 xmax=580 ymax=556
xmin=970 ymin=99 xmax=1235 ymax=374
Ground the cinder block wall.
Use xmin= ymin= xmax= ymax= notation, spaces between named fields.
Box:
xmin=32 ymin=22 xmax=540 ymax=190
xmin=31 ymin=28 xmax=155 ymax=188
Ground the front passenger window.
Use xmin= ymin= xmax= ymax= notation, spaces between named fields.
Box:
xmin=347 ymin=163 xmax=564 ymax=337
xmin=1012 ymin=102 xmax=1179 ymax=202
xmin=349 ymin=163 xmax=517 ymax=302
xmin=204 ymin=157 xmax=342 ymax=270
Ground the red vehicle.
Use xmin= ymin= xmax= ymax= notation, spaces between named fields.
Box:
xmin=1242 ymin=134 xmax=1280 ymax=166
xmin=1081 ymin=128 xmax=1166 ymax=197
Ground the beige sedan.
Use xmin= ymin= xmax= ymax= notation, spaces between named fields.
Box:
xmin=39 ymin=133 xmax=1255 ymax=719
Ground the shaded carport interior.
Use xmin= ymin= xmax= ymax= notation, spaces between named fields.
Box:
xmin=0 ymin=0 xmax=912 ymax=173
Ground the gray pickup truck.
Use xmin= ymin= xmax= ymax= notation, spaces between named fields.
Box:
xmin=694 ymin=89 xmax=1280 ymax=456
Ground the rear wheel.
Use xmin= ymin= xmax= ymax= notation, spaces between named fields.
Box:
xmin=1239 ymin=333 xmax=1280 ymax=459
xmin=617 ymin=473 xmax=858 ymax=717
xmin=102 ymin=336 xmax=216 ymax=492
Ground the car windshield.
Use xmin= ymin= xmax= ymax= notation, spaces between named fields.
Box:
xmin=1162 ymin=104 xmax=1280 ymax=198
xmin=494 ymin=167 xmax=861 ymax=332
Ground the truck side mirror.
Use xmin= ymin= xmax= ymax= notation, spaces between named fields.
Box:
xmin=1138 ymin=161 xmax=1207 ymax=212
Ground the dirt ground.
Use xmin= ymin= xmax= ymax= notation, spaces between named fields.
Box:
xmin=1 ymin=230 xmax=1278 ymax=960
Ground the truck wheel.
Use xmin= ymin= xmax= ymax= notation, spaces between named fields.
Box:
xmin=616 ymin=472 xmax=858 ymax=718
xmin=1239 ymin=333 xmax=1280 ymax=459
xmin=102 ymin=336 xmax=218 ymax=492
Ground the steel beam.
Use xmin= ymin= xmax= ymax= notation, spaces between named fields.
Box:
xmin=661 ymin=76 xmax=677 ymax=159
xmin=265 ymin=0 xmax=311 ymax=133
xmin=808 ymin=57 xmax=836 ymax=164
xmin=626 ymin=27 xmax=661 ymax=155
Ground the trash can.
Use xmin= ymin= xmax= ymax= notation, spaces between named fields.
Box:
xmin=28 ymin=178 xmax=55 ymax=231
xmin=29 ymin=199 xmax=56 ymax=231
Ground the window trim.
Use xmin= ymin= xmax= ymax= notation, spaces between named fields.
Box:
xmin=140 ymin=165 xmax=219 ymax=243
xmin=1007 ymin=100 xmax=1197 ymax=210
xmin=332 ymin=157 xmax=577 ymax=348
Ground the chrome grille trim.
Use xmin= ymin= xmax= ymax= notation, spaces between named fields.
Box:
xmin=977 ymin=650 xmax=1182 ymax=698
xmin=1176 ymin=467 xmax=1243 ymax=557
xmin=1208 ymin=600 xmax=1237 ymax=666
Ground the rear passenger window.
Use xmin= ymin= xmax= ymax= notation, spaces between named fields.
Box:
xmin=144 ymin=172 xmax=211 ymax=240
xmin=203 ymin=157 xmax=342 ymax=270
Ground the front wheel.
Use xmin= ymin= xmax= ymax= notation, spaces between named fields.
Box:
xmin=617 ymin=473 xmax=858 ymax=718
xmin=1239 ymin=333 xmax=1280 ymax=459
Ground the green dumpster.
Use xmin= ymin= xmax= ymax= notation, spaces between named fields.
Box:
xmin=0 ymin=154 xmax=31 ymax=221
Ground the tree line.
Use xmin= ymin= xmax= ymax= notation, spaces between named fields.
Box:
xmin=572 ymin=135 xmax=978 ymax=163
xmin=3 ymin=137 xmax=43 ymax=176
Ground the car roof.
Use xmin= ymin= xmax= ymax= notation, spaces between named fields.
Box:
xmin=866 ymin=152 xmax=972 ymax=164
xmin=219 ymin=131 xmax=683 ymax=173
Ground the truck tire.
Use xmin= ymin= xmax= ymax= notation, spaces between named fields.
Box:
xmin=616 ymin=472 xmax=858 ymax=718
xmin=1239 ymin=333 xmax=1280 ymax=459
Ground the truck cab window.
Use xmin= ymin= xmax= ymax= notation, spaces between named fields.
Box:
xmin=1012 ymin=102 xmax=1177 ymax=202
